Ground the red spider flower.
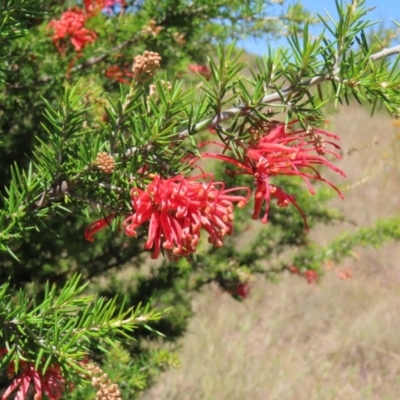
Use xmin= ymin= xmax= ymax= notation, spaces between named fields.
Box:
xmin=121 ymin=174 xmax=249 ymax=259
xmin=199 ymin=121 xmax=346 ymax=230
xmin=104 ymin=65 xmax=133 ymax=85
xmin=188 ymin=64 xmax=212 ymax=80
xmin=1 ymin=358 xmax=66 ymax=400
xmin=48 ymin=8 xmax=97 ymax=53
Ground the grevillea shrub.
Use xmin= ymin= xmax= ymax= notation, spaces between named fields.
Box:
xmin=1 ymin=1 xmax=400 ymax=398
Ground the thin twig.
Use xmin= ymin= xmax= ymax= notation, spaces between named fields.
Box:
xmin=369 ymin=44 xmax=400 ymax=61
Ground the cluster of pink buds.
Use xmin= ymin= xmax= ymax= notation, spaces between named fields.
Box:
xmin=199 ymin=120 xmax=346 ymax=230
xmin=85 ymin=174 xmax=249 ymax=259
xmin=0 ymin=350 xmax=66 ymax=400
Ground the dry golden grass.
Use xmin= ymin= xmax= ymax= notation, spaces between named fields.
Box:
xmin=142 ymin=106 xmax=400 ymax=400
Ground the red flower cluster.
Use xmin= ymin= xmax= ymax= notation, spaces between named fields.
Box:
xmin=199 ymin=120 xmax=346 ymax=230
xmin=0 ymin=351 xmax=66 ymax=400
xmin=47 ymin=1 xmax=126 ymax=52
xmin=188 ymin=64 xmax=212 ymax=80
xmin=85 ymin=174 xmax=249 ymax=259
xmin=47 ymin=8 xmax=97 ymax=53
xmin=123 ymin=174 xmax=249 ymax=258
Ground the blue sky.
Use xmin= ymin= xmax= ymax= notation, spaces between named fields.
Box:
xmin=239 ymin=0 xmax=400 ymax=55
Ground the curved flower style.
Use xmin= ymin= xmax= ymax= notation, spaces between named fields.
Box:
xmin=123 ymin=174 xmax=249 ymax=258
xmin=199 ymin=120 xmax=346 ymax=230
xmin=84 ymin=214 xmax=116 ymax=243
xmin=48 ymin=9 xmax=97 ymax=53
xmin=1 ymin=356 xmax=66 ymax=400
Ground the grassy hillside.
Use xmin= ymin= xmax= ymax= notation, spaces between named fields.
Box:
xmin=141 ymin=105 xmax=400 ymax=400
